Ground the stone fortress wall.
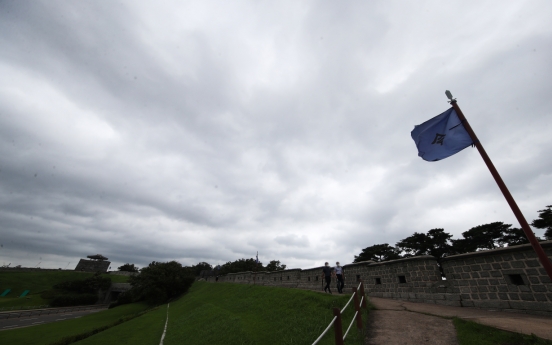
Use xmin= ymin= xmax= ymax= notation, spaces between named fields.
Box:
xmin=204 ymin=241 xmax=552 ymax=316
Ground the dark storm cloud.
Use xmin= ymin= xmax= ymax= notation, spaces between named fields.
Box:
xmin=1 ymin=0 xmax=551 ymax=270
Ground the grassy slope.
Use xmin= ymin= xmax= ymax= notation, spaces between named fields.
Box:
xmin=454 ymin=318 xmax=552 ymax=345
xmin=0 ymin=302 xmax=149 ymax=345
xmin=76 ymin=281 xmax=368 ymax=345
xmin=75 ymin=304 xmax=168 ymax=345
xmin=0 ymin=271 xmax=129 ymax=308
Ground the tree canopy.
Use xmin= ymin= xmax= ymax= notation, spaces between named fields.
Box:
xmin=265 ymin=260 xmax=287 ymax=271
xmin=354 ymin=243 xmax=400 ymax=263
xmin=129 ymin=261 xmax=195 ymax=305
xmin=532 ymin=205 xmax=552 ymax=240
xmin=353 ymin=202 xmax=551 ymax=266
xmin=118 ymin=263 xmax=139 ymax=272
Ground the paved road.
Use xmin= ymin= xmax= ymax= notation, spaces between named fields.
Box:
xmin=0 ymin=308 xmax=106 ymax=331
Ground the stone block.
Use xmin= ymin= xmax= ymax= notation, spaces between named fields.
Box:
xmin=460 ymin=287 xmax=471 ymax=293
xmin=445 ymin=294 xmax=461 ymax=301
xmin=501 ymin=262 xmax=511 ymax=269
xmin=434 ymin=299 xmax=461 ymax=307
xmin=540 ymin=276 xmax=552 ymax=284
xmin=488 ymin=286 xmax=498 ymax=292
xmin=525 ymin=259 xmax=540 ymax=267
xmin=510 ymin=261 xmax=525 ymax=268
xmin=485 ymin=257 xmax=496 ymax=263
xmin=518 ymin=286 xmax=531 ymax=293
xmin=497 ymin=285 xmax=508 ymax=292
xmin=479 ymin=293 xmax=489 ymax=300
xmin=470 ymin=265 xmax=482 ymax=271
xmin=513 ymin=253 xmax=526 ymax=260
xmin=488 ymin=279 xmax=499 ymax=285
xmin=481 ymin=263 xmax=491 ymax=270
xmin=492 ymin=263 xmax=502 ymax=270
xmin=532 ymin=285 xmax=547 ymax=292
xmin=461 ymin=294 xmax=471 ymax=300
xmin=475 ymin=257 xmax=486 ymax=264
xmin=461 ymin=273 xmax=471 ymax=279
xmin=498 ymin=293 xmax=509 ymax=300
xmin=525 ymin=268 xmax=539 ymax=276
xmin=509 ymin=301 xmax=552 ymax=312
xmin=461 ymin=300 xmax=475 ymax=307
xmin=535 ymin=294 xmax=548 ymax=302
xmin=472 ymin=300 xmax=511 ymax=309
xmin=471 ymin=272 xmax=480 ymax=279
xmin=520 ymin=293 xmax=535 ymax=301
xmin=488 ymin=293 xmax=498 ymax=299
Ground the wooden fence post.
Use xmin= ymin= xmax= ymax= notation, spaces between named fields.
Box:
xmin=332 ymin=307 xmax=344 ymax=345
xmin=352 ymin=287 xmax=363 ymax=330
xmin=359 ymin=281 xmax=367 ymax=309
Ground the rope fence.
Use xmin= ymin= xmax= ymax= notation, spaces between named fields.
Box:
xmin=311 ymin=281 xmax=368 ymax=345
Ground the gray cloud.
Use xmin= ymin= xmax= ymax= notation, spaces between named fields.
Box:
xmin=1 ymin=0 xmax=551 ymax=270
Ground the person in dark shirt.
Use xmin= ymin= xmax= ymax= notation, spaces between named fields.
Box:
xmin=321 ymin=262 xmax=333 ymax=294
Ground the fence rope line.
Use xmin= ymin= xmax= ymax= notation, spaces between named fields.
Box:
xmin=312 ymin=316 xmax=337 ymax=345
xmin=340 ymin=292 xmax=356 ymax=314
xmin=311 ymin=281 xmax=367 ymax=345
xmin=342 ymin=310 xmax=358 ymax=341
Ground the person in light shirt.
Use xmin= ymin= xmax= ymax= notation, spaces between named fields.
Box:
xmin=334 ymin=262 xmax=345 ymax=294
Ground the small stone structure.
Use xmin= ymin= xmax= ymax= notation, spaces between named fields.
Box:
xmin=205 ymin=241 xmax=552 ymax=316
xmin=74 ymin=254 xmax=111 ymax=272
xmin=102 ymin=283 xmax=132 ymax=304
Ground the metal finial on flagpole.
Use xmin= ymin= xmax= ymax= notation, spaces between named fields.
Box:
xmin=445 ymin=90 xmax=456 ymax=102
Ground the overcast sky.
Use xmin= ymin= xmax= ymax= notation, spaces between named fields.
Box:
xmin=1 ymin=0 xmax=551 ymax=271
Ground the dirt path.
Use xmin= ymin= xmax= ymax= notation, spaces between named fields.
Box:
xmin=365 ymin=299 xmax=459 ymax=345
xmin=366 ymin=297 xmax=552 ymax=345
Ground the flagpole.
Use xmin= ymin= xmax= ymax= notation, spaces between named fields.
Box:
xmin=446 ymin=91 xmax=552 ymax=281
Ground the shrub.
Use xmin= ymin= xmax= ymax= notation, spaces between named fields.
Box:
xmin=129 ymin=261 xmax=194 ymax=305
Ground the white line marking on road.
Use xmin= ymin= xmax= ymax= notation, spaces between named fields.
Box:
xmin=3 ymin=325 xmax=19 ymax=328
xmin=159 ymin=303 xmax=170 ymax=345
xmin=56 ymin=318 xmax=66 ymax=321
xmin=32 ymin=321 xmax=44 ymax=324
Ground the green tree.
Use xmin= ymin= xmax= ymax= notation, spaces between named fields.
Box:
xmin=451 ymin=222 xmax=509 ymax=253
xmin=531 ymin=205 xmax=552 ymax=240
xmin=497 ymin=226 xmax=529 ymax=246
xmin=353 ymin=243 xmax=401 ymax=263
xmin=129 ymin=261 xmax=194 ymax=305
xmin=219 ymin=258 xmax=263 ymax=275
xmin=396 ymin=228 xmax=452 ymax=260
xmin=118 ymin=263 xmax=139 ymax=272
xmin=191 ymin=262 xmax=212 ymax=276
xmin=265 ymin=260 xmax=286 ymax=272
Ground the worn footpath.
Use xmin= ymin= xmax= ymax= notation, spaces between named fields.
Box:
xmin=366 ymin=297 xmax=552 ymax=345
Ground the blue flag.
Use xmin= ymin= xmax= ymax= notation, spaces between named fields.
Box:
xmin=411 ymin=107 xmax=473 ymax=161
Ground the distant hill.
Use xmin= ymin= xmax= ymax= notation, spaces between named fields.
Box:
xmin=0 ymin=270 xmax=129 ymax=308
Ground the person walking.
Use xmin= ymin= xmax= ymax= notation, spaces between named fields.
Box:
xmin=321 ymin=262 xmax=333 ymax=294
xmin=334 ymin=262 xmax=345 ymax=293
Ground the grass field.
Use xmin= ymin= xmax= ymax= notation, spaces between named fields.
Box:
xmin=0 ymin=302 xmax=150 ymax=345
xmin=74 ymin=281 xmax=370 ymax=345
xmin=0 ymin=271 xmax=129 ymax=308
xmin=454 ymin=318 xmax=552 ymax=345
